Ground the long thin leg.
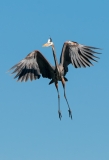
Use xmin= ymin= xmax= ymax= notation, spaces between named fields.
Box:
xmin=61 ymin=77 xmax=72 ymax=119
xmin=55 ymin=82 xmax=62 ymax=120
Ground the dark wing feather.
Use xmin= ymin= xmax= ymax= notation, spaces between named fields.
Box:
xmin=60 ymin=41 xmax=101 ymax=74
xmin=9 ymin=50 xmax=54 ymax=82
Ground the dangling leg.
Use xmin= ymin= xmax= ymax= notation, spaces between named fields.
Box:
xmin=55 ymin=82 xmax=62 ymax=120
xmin=61 ymin=77 xmax=72 ymax=119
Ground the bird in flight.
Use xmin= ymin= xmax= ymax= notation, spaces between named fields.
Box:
xmin=9 ymin=38 xmax=100 ymax=120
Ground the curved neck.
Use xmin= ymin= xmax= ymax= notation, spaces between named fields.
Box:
xmin=52 ymin=45 xmax=58 ymax=69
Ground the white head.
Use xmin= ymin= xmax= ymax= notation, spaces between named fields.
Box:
xmin=42 ymin=38 xmax=53 ymax=47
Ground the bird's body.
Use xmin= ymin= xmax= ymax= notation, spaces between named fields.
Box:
xmin=49 ymin=65 xmax=64 ymax=84
xmin=9 ymin=38 xmax=100 ymax=119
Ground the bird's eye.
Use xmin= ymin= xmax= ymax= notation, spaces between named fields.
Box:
xmin=48 ymin=39 xmax=50 ymax=43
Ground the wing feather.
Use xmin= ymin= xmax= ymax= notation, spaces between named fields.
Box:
xmin=60 ymin=41 xmax=100 ymax=73
xmin=9 ymin=50 xmax=54 ymax=82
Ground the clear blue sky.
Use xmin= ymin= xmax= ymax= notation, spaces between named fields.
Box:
xmin=0 ymin=0 xmax=109 ymax=160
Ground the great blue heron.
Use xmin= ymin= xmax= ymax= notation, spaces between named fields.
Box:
xmin=9 ymin=38 xmax=100 ymax=120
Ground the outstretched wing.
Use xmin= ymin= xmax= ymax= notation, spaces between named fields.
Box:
xmin=60 ymin=41 xmax=100 ymax=74
xmin=9 ymin=50 xmax=54 ymax=82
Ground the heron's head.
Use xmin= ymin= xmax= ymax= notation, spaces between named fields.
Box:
xmin=42 ymin=38 xmax=53 ymax=47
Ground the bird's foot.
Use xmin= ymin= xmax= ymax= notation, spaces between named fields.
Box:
xmin=68 ymin=108 xmax=72 ymax=119
xmin=58 ymin=110 xmax=62 ymax=120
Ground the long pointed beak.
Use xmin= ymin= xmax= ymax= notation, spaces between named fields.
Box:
xmin=42 ymin=43 xmax=49 ymax=47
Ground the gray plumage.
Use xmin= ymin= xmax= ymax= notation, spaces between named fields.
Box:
xmin=9 ymin=39 xmax=100 ymax=119
xmin=10 ymin=50 xmax=54 ymax=82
